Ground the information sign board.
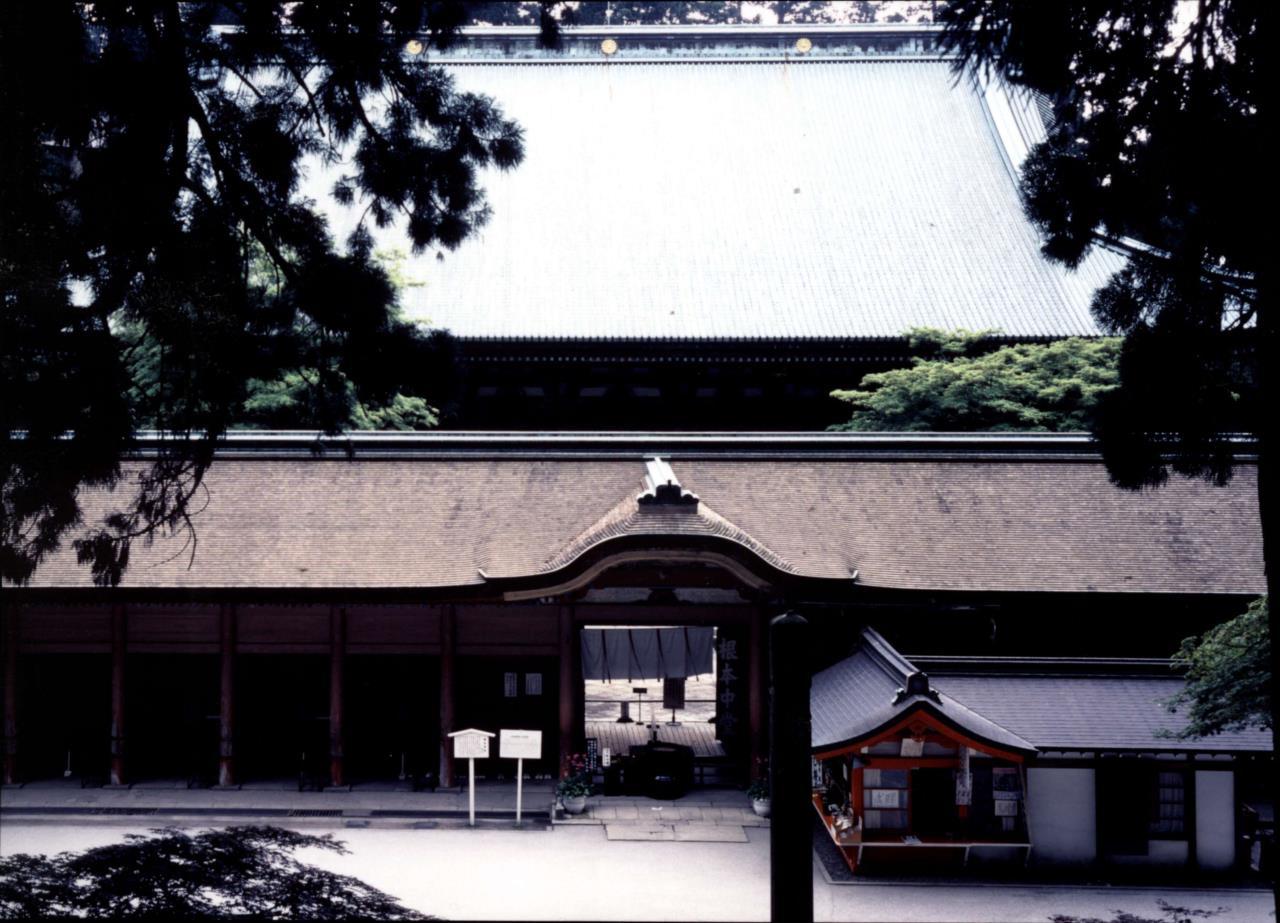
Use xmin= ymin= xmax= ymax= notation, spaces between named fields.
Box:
xmin=448 ymin=728 xmax=495 ymax=759
xmin=585 ymin=737 xmax=599 ymax=771
xmin=499 ymin=729 xmax=542 ymax=760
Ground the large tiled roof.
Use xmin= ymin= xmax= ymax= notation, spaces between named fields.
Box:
xmin=312 ymin=28 xmax=1125 ymax=341
xmin=929 ymin=673 xmax=1272 ymax=753
xmin=812 ymin=629 xmax=1273 ymax=755
xmin=14 ymin=434 xmax=1264 ymax=594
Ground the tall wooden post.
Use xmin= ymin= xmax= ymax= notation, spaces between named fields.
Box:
xmin=217 ymin=603 xmax=236 ymax=787
xmin=109 ymin=604 xmax=127 ymax=787
xmin=328 ymin=605 xmax=345 ymax=789
xmin=770 ymin=612 xmax=812 ymax=923
xmin=2 ymin=603 xmax=18 ymax=786
xmin=439 ymin=605 xmax=456 ymax=788
xmin=749 ymin=607 xmax=766 ymax=778
xmin=558 ymin=606 xmax=575 ymax=776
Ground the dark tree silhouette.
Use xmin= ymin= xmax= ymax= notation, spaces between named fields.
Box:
xmin=0 ymin=2 xmax=559 ymax=587
xmin=939 ymin=0 xmax=1273 ymax=900
xmin=0 ymin=826 xmax=429 ymax=919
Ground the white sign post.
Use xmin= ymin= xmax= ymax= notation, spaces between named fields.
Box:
xmin=499 ymin=729 xmax=543 ymax=826
xmin=448 ymin=729 xmax=495 ymax=827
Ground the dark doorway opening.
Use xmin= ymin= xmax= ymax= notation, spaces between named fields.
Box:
xmin=345 ymin=655 xmax=438 ymax=784
xmin=127 ymin=654 xmax=218 ymax=785
xmin=911 ymin=767 xmax=957 ymax=836
xmin=236 ymin=655 xmax=327 ymax=784
xmin=455 ymin=656 xmax=558 ymax=779
xmin=17 ymin=655 xmax=111 ymax=783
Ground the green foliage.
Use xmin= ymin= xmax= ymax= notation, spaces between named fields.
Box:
xmin=939 ymin=2 xmax=1262 ymax=487
xmin=829 ymin=330 xmax=1121 ymax=432
xmin=239 ymin=370 xmax=436 ymax=432
xmin=1163 ymin=598 xmax=1272 ymax=739
xmin=2 ymin=2 xmax=529 ymax=584
xmin=0 ymin=826 xmax=429 ymax=919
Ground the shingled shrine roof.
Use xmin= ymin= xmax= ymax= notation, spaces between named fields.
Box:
xmin=311 ymin=25 xmax=1127 ymax=342
xmin=11 ymin=433 xmax=1264 ymax=595
xmin=812 ymin=628 xmax=1273 ymax=755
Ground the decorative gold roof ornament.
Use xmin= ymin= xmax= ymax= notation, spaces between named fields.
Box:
xmin=795 ymin=37 xmax=813 ymax=53
xmin=405 ymin=39 xmax=424 ymax=55
xmin=601 ymin=37 xmax=619 ymax=55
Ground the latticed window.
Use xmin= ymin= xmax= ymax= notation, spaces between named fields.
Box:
xmin=862 ymin=768 xmax=909 ymax=830
xmin=1150 ymin=771 xmax=1187 ymax=837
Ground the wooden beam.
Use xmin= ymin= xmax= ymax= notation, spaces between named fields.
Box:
xmin=2 ymin=603 xmax=17 ymax=786
xmin=812 ymin=708 xmax=1028 ymax=764
xmin=439 ymin=604 xmax=456 ymax=788
xmin=109 ymin=604 xmax=127 ymax=786
xmin=218 ymin=603 xmax=236 ymax=787
xmin=328 ymin=605 xmax=345 ymax=788
xmin=558 ymin=606 xmax=575 ymax=776
xmin=749 ymin=606 xmax=766 ymax=778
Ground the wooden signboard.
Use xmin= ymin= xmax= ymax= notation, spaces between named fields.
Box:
xmin=451 ymin=730 xmax=492 ymax=760
xmin=499 ymin=729 xmax=542 ymax=760
xmin=447 ymin=729 xmax=496 ymax=827
xmin=500 ymin=729 xmax=542 ymax=826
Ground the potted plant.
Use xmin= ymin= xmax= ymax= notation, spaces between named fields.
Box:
xmin=747 ymin=760 xmax=771 ymax=817
xmin=557 ymin=753 xmax=593 ymax=815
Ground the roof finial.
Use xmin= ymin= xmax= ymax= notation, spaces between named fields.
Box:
xmin=638 ymin=457 xmax=699 ymax=509
xmin=892 ymin=671 xmax=942 ymax=705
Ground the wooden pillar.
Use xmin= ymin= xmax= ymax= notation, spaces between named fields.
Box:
xmin=439 ymin=604 xmax=456 ymax=788
xmin=109 ymin=603 xmax=127 ymax=787
xmin=749 ymin=607 xmax=766 ymax=777
xmin=770 ymin=612 xmax=812 ymax=923
xmin=328 ymin=605 xmax=345 ymax=789
xmin=217 ymin=603 xmax=236 ymax=787
xmin=2 ymin=603 xmax=17 ymax=786
xmin=558 ymin=606 xmax=575 ymax=776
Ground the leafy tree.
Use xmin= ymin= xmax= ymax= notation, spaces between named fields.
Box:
xmin=0 ymin=825 xmax=428 ymax=919
xmin=1 ymin=2 xmax=562 ymax=586
xmin=569 ymin=2 xmax=744 ymax=25
xmin=938 ymin=1 xmax=1264 ymax=485
xmin=829 ymin=329 xmax=1121 ymax=432
xmin=1163 ymin=597 xmax=1271 ymax=739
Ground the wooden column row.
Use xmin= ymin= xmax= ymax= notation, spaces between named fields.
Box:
xmin=218 ymin=603 xmax=236 ymax=787
xmin=329 ymin=605 xmax=346 ymax=789
xmin=439 ymin=604 xmax=457 ymax=787
xmin=109 ymin=604 xmax=127 ymax=787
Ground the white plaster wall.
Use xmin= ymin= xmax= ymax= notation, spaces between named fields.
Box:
xmin=1146 ymin=839 xmax=1190 ymax=865
xmin=1195 ymin=770 xmax=1236 ymax=870
xmin=1027 ymin=767 xmax=1096 ymax=863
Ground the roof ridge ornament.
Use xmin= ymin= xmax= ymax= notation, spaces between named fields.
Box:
xmin=638 ymin=456 xmax=699 ymax=509
xmin=892 ymin=670 xmax=942 ymax=706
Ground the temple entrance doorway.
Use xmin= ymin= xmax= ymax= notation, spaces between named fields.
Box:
xmin=579 ymin=624 xmax=741 ymax=790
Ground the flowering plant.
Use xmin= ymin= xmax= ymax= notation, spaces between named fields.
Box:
xmin=746 ymin=757 xmax=770 ymax=801
xmin=556 ymin=753 xmax=593 ymax=799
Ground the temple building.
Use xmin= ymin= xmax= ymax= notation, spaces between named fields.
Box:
xmin=812 ymin=629 xmax=1271 ymax=873
xmin=310 ymin=23 xmax=1126 ymax=430
xmin=2 ymin=24 xmax=1270 ymax=875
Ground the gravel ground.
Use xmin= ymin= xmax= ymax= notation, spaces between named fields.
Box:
xmin=3 ymin=820 xmax=1272 ymax=922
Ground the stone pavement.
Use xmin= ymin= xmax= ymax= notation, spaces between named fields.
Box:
xmin=1 ymin=778 xmax=766 ymax=836
xmin=550 ymin=791 xmax=767 ymax=842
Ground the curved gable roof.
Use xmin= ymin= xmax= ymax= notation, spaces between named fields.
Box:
xmin=10 ymin=434 xmax=1264 ymax=595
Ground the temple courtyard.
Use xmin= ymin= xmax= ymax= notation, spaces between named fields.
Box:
xmin=0 ymin=785 xmax=1269 ymax=922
